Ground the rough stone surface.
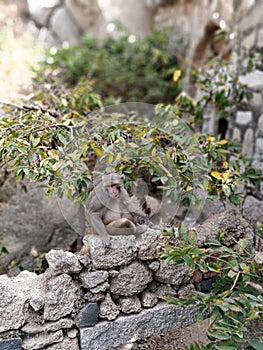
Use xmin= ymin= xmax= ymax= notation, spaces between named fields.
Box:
xmin=236 ymin=111 xmax=253 ymax=125
xmin=195 ymin=209 xmax=254 ymax=246
xmin=0 ymin=181 xmax=76 ymax=269
xmin=110 ymin=261 xmax=153 ymax=296
xmin=43 ymin=274 xmax=79 ymax=321
xmin=80 ymin=303 xmax=198 ymax=350
xmin=50 ymin=7 xmax=81 ymax=45
xmin=118 ymin=296 xmax=141 ymax=314
xmin=150 ymin=283 xmax=177 ymax=299
xmin=45 ymin=337 xmax=79 ymax=350
xmin=65 ymin=0 xmax=106 ymax=38
xmin=83 ymin=235 xmax=137 ymax=269
xmin=242 ymin=128 xmax=254 ymax=157
xmin=99 ymin=293 xmax=120 ymax=320
xmin=141 ymin=291 xmax=158 ymax=308
xmin=154 ymin=262 xmax=189 ymax=289
xmin=0 ymin=338 xmax=22 ymax=350
xmin=243 ymin=195 xmax=263 ymax=223
xmin=22 ymin=318 xmax=74 ymax=334
xmin=75 ymin=303 xmax=99 ymax=328
xmin=239 ymin=70 xmax=263 ymax=89
xmin=79 ymin=270 xmax=108 ymax=289
xmin=0 ymin=271 xmax=39 ymax=332
xmin=46 ymin=250 xmax=83 ymax=274
xmin=258 ymin=114 xmax=263 ymax=132
xmin=148 ymin=261 xmax=160 ymax=271
xmin=22 ymin=330 xmax=64 ymax=350
xmin=27 ymin=0 xmax=60 ymax=26
xmin=137 ymin=229 xmax=165 ymax=260
xmin=255 ymin=138 xmax=263 ymax=155
xmin=178 ymin=284 xmax=195 ymax=297
xmin=90 ymin=281 xmax=110 ymax=293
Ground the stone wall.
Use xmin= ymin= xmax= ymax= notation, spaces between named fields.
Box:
xmin=231 ymin=1 xmax=263 ymax=225
xmin=0 ymin=210 xmax=254 ymax=350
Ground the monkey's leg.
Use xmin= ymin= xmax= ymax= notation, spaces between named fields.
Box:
xmin=107 ymin=218 xmax=136 ymax=235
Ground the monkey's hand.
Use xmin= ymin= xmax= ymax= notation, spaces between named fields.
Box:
xmin=136 ymin=215 xmax=150 ymax=226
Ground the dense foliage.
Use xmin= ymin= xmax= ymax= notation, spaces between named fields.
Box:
xmin=161 ymin=234 xmax=263 ymax=350
xmin=34 ymin=29 xmax=182 ymax=104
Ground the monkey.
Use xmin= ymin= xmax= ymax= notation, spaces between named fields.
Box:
xmin=85 ymin=173 xmax=149 ymax=246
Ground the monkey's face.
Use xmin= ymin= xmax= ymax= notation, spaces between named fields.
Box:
xmin=106 ymin=184 xmax=120 ymax=199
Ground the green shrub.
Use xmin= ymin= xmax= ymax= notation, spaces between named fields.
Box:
xmin=34 ymin=29 xmax=182 ymax=104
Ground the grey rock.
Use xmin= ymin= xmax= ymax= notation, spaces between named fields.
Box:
xmin=27 ymin=0 xmax=60 ymax=26
xmin=258 ymin=114 xmax=263 ymax=132
xmin=22 ymin=330 xmax=63 ymax=350
xmin=75 ymin=303 xmax=99 ymax=328
xmin=196 ymin=209 xmax=254 ymax=246
xmin=45 ymin=337 xmax=79 ymax=350
xmin=90 ymin=281 xmax=110 ymax=293
xmin=99 ymin=294 xmax=120 ymax=320
xmin=236 ymin=111 xmax=252 ymax=125
xmin=239 ymin=70 xmax=263 ymax=89
xmin=83 ymin=291 xmax=105 ymax=303
xmin=79 ymin=270 xmax=108 ymax=289
xmin=46 ymin=250 xmax=83 ymax=274
xmin=242 ymin=128 xmax=254 ymax=158
xmin=154 ymin=262 xmax=188 ymax=288
xmin=141 ymin=291 xmax=158 ymax=308
xmin=83 ymin=235 xmax=137 ymax=269
xmin=67 ymin=329 xmax=79 ymax=339
xmin=65 ymin=0 xmax=106 ymax=38
xmin=243 ymin=196 xmax=263 ymax=223
xmin=43 ymin=274 xmax=79 ymax=321
xmin=22 ymin=318 xmax=74 ymax=334
xmin=232 ymin=127 xmax=241 ymax=141
xmin=178 ymin=284 xmax=195 ymax=297
xmin=80 ymin=303 xmax=198 ymax=350
xmin=118 ymin=296 xmax=141 ymax=314
xmin=148 ymin=261 xmax=160 ymax=271
xmin=255 ymin=137 xmax=263 ymax=155
xmin=0 ymin=338 xmax=22 ymax=350
xmin=0 ymin=271 xmax=39 ymax=332
xmin=154 ymin=284 xmax=177 ymax=299
xmin=0 ymin=181 xmax=76 ymax=269
xmin=110 ymin=261 xmax=152 ymax=296
xmin=137 ymin=229 xmax=165 ymax=260
xmin=50 ymin=7 xmax=81 ymax=45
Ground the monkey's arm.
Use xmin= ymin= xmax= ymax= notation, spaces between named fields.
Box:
xmin=121 ymin=190 xmax=147 ymax=218
xmin=86 ymin=191 xmax=111 ymax=246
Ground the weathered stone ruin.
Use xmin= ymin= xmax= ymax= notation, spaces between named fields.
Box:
xmin=0 ymin=209 xmax=255 ymax=350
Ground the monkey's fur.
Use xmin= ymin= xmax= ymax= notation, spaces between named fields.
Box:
xmin=86 ymin=173 xmax=148 ymax=246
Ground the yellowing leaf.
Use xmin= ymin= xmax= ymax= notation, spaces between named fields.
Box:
xmin=152 ymin=148 xmax=157 ymax=157
xmin=96 ymin=148 xmax=103 ymax=156
xmin=186 ymin=186 xmax=193 ymax=191
xmin=207 ymin=136 xmax=215 ymax=142
xmin=61 ymin=98 xmax=68 ymax=107
xmin=223 ymin=169 xmax=231 ymax=182
xmin=217 ymin=139 xmax=229 ymax=145
xmin=211 ymin=171 xmax=223 ymax=180
xmin=48 ymin=150 xmax=59 ymax=160
xmin=108 ymin=154 xmax=114 ymax=164
xmin=223 ymin=161 xmax=229 ymax=169
xmin=116 ymin=153 xmax=122 ymax=161
xmin=173 ymin=70 xmax=181 ymax=83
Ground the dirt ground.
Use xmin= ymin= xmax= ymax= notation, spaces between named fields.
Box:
xmin=136 ymin=319 xmax=210 ymax=349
